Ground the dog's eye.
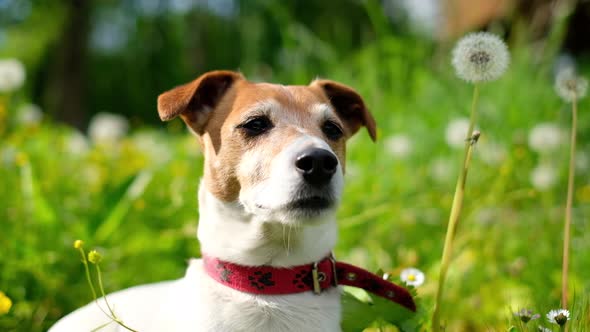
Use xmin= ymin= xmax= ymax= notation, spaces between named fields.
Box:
xmin=322 ymin=121 xmax=344 ymax=140
xmin=238 ymin=116 xmax=273 ymax=137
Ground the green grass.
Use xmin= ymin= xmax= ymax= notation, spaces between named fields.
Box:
xmin=1 ymin=35 xmax=589 ymax=331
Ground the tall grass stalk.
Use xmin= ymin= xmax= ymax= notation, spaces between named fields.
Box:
xmin=431 ymin=85 xmax=480 ymax=331
xmin=561 ymin=96 xmax=578 ymax=310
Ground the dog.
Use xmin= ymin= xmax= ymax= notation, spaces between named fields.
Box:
xmin=50 ymin=70 xmax=380 ymax=332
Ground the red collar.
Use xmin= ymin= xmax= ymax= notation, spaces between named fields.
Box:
xmin=202 ymin=254 xmax=416 ymax=312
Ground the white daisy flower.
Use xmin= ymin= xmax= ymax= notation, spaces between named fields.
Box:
xmin=547 ymin=308 xmax=570 ymax=326
xmin=384 ymin=134 xmax=413 ymax=158
xmin=0 ymin=59 xmax=26 ymax=92
xmin=555 ymin=68 xmax=588 ymax=102
xmin=400 ymin=267 xmax=425 ymax=287
xmin=445 ymin=118 xmax=473 ymax=148
xmin=16 ymin=104 xmax=43 ymax=126
xmin=537 ymin=326 xmax=552 ymax=332
xmin=452 ymin=32 xmax=510 ymax=83
xmin=88 ymin=112 xmax=129 ymax=144
xmin=530 ymin=164 xmax=558 ymax=191
xmin=528 ymin=123 xmax=564 ymax=153
xmin=514 ymin=308 xmax=540 ymax=323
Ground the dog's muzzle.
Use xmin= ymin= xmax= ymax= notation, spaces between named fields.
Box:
xmin=295 ymin=148 xmax=338 ymax=187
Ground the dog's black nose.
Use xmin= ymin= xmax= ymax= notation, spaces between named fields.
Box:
xmin=295 ymin=148 xmax=338 ymax=186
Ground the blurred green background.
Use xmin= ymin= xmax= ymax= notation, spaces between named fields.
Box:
xmin=1 ymin=0 xmax=590 ymax=331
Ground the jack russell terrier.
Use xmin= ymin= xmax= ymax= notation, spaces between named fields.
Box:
xmin=50 ymin=71 xmax=415 ymax=332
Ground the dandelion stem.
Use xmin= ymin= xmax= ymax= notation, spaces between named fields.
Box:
xmin=561 ymin=96 xmax=577 ymax=310
xmin=77 ymin=247 xmax=110 ymax=318
xmin=432 ymin=84 xmax=480 ymax=332
xmin=95 ymin=265 xmax=139 ymax=332
xmin=96 ymin=265 xmax=117 ymax=319
xmin=77 ymin=247 xmax=98 ymax=300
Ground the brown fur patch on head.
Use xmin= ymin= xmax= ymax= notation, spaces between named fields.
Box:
xmin=309 ymin=79 xmax=377 ymax=141
xmin=158 ymin=71 xmax=376 ymax=202
xmin=157 ymin=70 xmax=244 ymax=134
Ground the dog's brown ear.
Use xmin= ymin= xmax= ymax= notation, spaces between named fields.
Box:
xmin=157 ymin=70 xmax=244 ymax=133
xmin=310 ymin=79 xmax=377 ymax=141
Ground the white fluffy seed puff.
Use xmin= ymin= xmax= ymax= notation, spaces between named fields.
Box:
xmin=555 ymin=68 xmax=588 ymax=102
xmin=452 ymin=32 xmax=510 ymax=83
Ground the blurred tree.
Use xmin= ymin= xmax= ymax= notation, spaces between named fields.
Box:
xmin=44 ymin=0 xmax=90 ymax=129
xmin=3 ymin=0 xmax=583 ymax=130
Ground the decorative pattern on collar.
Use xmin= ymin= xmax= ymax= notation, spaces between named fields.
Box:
xmin=202 ymin=254 xmax=416 ymax=312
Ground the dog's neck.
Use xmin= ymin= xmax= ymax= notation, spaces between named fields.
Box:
xmin=197 ymin=183 xmax=338 ymax=267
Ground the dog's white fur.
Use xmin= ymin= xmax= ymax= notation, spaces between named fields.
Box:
xmin=51 ymin=72 xmax=375 ymax=332
xmin=51 ymin=116 xmax=343 ymax=332
xmin=49 ymin=185 xmax=341 ymax=332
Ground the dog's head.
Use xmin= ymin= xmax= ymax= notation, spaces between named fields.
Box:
xmin=158 ymin=70 xmax=376 ymax=224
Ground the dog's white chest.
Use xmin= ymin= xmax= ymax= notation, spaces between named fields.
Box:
xmin=179 ymin=259 xmax=342 ymax=332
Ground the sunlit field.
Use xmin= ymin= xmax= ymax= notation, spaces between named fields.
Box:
xmin=1 ymin=1 xmax=590 ymax=331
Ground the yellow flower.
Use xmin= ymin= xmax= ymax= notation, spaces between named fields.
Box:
xmin=73 ymin=240 xmax=84 ymax=249
xmin=88 ymin=250 xmax=102 ymax=264
xmin=0 ymin=291 xmax=12 ymax=315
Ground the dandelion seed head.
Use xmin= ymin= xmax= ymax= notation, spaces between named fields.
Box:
xmin=475 ymin=207 xmax=499 ymax=226
xmin=530 ymin=164 xmax=557 ymax=191
xmin=430 ymin=158 xmax=453 ymax=183
xmin=384 ymin=134 xmax=413 ymax=158
xmin=88 ymin=112 xmax=129 ymax=144
xmin=478 ymin=141 xmax=507 ymax=166
xmin=452 ymin=32 xmax=510 ymax=83
xmin=16 ymin=104 xmax=43 ymax=126
xmin=555 ymin=68 xmax=588 ymax=102
xmin=400 ymin=267 xmax=425 ymax=287
xmin=547 ymin=309 xmax=570 ymax=326
xmin=528 ymin=123 xmax=564 ymax=153
xmin=132 ymin=131 xmax=172 ymax=165
xmin=0 ymin=59 xmax=26 ymax=92
xmin=66 ymin=131 xmax=90 ymax=156
xmin=445 ymin=118 xmax=474 ymax=148
xmin=576 ymin=151 xmax=589 ymax=171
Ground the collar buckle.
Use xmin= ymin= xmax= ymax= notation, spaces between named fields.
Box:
xmin=329 ymin=253 xmax=338 ymax=287
xmin=311 ymin=261 xmax=323 ymax=294
xmin=311 ymin=253 xmax=339 ymax=294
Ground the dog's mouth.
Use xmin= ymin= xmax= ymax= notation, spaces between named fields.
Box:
xmin=286 ymin=196 xmax=333 ymax=210
xmin=256 ymin=196 xmax=336 ymax=218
